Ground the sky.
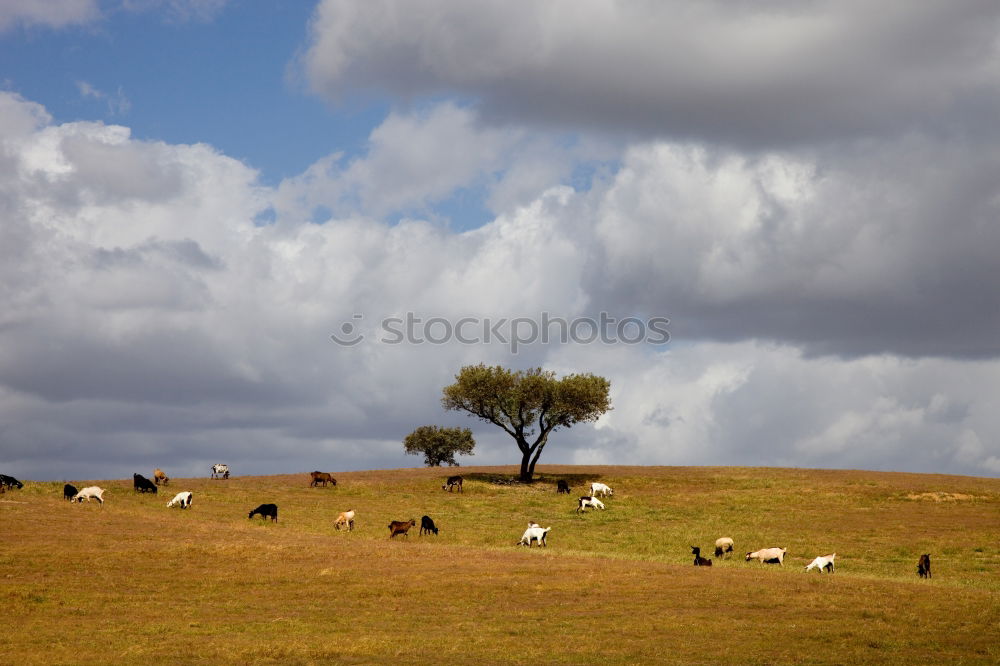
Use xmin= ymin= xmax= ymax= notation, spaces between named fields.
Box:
xmin=2 ymin=0 xmax=1000 ymax=481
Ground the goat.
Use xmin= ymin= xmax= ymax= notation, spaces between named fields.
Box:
xmin=692 ymin=546 xmax=713 ymax=566
xmin=72 ymin=486 xmax=105 ymax=506
xmin=166 ymin=491 xmax=193 ymax=509
xmin=589 ymin=482 xmax=614 ymax=497
xmin=576 ymin=496 xmax=605 ymax=513
xmin=310 ymin=471 xmax=336 ymax=487
xmin=248 ymin=503 xmax=278 ymax=522
xmin=153 ymin=468 xmax=169 ymax=486
xmin=420 ymin=515 xmax=439 ymax=536
xmin=746 ymin=547 xmax=787 ymax=565
xmin=211 ymin=464 xmax=230 ymax=480
xmin=805 ymin=553 xmax=836 ymax=573
xmin=133 ymin=473 xmax=158 ymax=494
xmin=63 ymin=483 xmax=78 ymax=501
xmin=517 ymin=526 xmax=551 ymax=547
xmin=442 ymin=475 xmax=463 ymax=493
xmin=714 ymin=537 xmax=735 ymax=558
xmin=556 ymin=479 xmax=571 ymax=494
xmin=918 ymin=554 xmax=931 ymax=579
xmin=388 ymin=519 xmax=417 ymax=538
xmin=334 ymin=509 xmax=355 ymax=531
xmin=0 ymin=474 xmax=24 ymax=491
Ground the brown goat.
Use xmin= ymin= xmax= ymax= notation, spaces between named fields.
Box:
xmin=153 ymin=468 xmax=169 ymax=486
xmin=918 ymin=553 xmax=931 ymax=578
xmin=310 ymin=471 xmax=336 ymax=487
xmin=388 ymin=519 xmax=416 ymax=538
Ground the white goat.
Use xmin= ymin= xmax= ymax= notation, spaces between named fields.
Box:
xmin=576 ymin=496 xmax=606 ymax=512
xmin=804 ymin=553 xmax=836 ymax=573
xmin=72 ymin=486 xmax=105 ymax=506
xmin=166 ymin=491 xmax=193 ymax=509
xmin=589 ymin=482 xmax=614 ymax=497
xmin=746 ymin=547 xmax=787 ymax=565
xmin=517 ymin=526 xmax=551 ymax=547
xmin=335 ymin=509 xmax=356 ymax=531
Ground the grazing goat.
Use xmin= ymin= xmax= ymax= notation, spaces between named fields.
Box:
xmin=166 ymin=491 xmax=193 ymax=509
xmin=805 ymin=553 xmax=836 ymax=573
xmin=211 ymin=464 xmax=230 ymax=480
xmin=576 ymin=496 xmax=605 ymax=513
xmin=72 ymin=486 xmax=106 ymax=506
xmin=746 ymin=547 xmax=787 ymax=565
xmin=310 ymin=471 xmax=337 ymax=487
xmin=63 ymin=483 xmax=78 ymax=501
xmin=133 ymin=473 xmax=158 ymax=494
xmin=590 ymin=482 xmax=614 ymax=497
xmin=334 ymin=509 xmax=355 ymax=531
xmin=518 ymin=526 xmax=551 ymax=547
xmin=556 ymin=479 xmax=571 ymax=494
xmin=714 ymin=537 xmax=735 ymax=559
xmin=388 ymin=519 xmax=417 ymax=538
xmin=248 ymin=503 xmax=278 ymax=522
xmin=442 ymin=475 xmax=463 ymax=493
xmin=0 ymin=474 xmax=24 ymax=491
xmin=692 ymin=546 xmax=713 ymax=566
xmin=420 ymin=515 xmax=439 ymax=536
xmin=918 ymin=554 xmax=931 ymax=579
xmin=153 ymin=468 xmax=169 ymax=486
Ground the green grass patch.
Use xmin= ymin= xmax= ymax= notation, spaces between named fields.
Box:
xmin=1 ymin=464 xmax=998 ymax=663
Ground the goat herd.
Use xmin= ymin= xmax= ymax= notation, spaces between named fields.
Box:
xmin=0 ymin=469 xmax=933 ymax=578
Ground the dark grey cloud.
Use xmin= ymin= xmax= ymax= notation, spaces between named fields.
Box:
xmin=580 ymin=138 xmax=1000 ymax=358
xmin=552 ymin=342 xmax=1000 ymax=477
xmin=303 ymin=0 xmax=1000 ymax=147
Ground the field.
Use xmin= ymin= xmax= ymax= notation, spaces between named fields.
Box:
xmin=2 ymin=465 xmax=998 ymax=664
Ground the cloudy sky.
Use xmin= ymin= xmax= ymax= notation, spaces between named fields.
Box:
xmin=2 ymin=0 xmax=999 ymax=481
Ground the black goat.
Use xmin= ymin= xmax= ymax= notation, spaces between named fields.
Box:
xmin=249 ymin=503 xmax=278 ymax=522
xmin=420 ymin=515 xmax=439 ymax=536
xmin=918 ymin=553 xmax=931 ymax=579
xmin=692 ymin=546 xmax=713 ymax=567
xmin=133 ymin=473 xmax=158 ymax=494
xmin=0 ymin=474 xmax=24 ymax=491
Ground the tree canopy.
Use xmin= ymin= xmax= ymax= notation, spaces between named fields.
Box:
xmin=442 ymin=364 xmax=611 ymax=482
xmin=403 ymin=425 xmax=476 ymax=467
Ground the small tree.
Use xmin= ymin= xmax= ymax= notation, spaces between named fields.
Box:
xmin=403 ymin=425 xmax=476 ymax=467
xmin=442 ymin=364 xmax=611 ymax=482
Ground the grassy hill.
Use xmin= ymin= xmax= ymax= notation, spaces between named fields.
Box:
xmin=2 ymin=465 xmax=998 ymax=664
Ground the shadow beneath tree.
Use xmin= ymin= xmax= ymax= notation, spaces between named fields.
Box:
xmin=461 ymin=472 xmax=600 ymax=489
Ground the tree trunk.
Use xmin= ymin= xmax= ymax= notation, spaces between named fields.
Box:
xmin=518 ymin=434 xmax=549 ymax=483
xmin=526 ymin=437 xmax=547 ymax=482
xmin=518 ymin=451 xmax=533 ymax=482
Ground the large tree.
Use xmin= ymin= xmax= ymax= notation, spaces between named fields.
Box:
xmin=442 ymin=364 xmax=611 ymax=482
xmin=403 ymin=425 xmax=476 ymax=467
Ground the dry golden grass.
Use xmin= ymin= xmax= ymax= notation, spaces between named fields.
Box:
xmin=2 ymin=465 xmax=998 ymax=664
